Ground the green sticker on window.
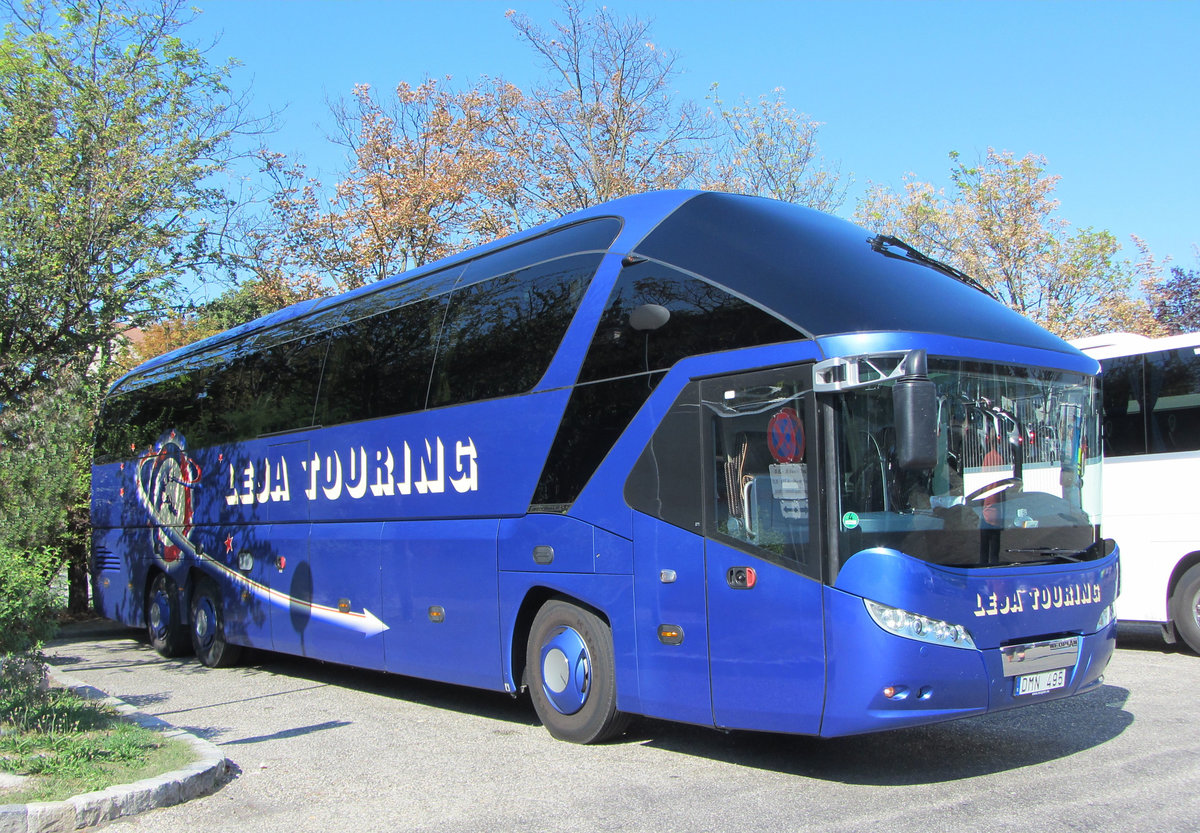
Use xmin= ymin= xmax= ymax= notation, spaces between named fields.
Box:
xmin=842 ymin=511 xmax=860 ymax=530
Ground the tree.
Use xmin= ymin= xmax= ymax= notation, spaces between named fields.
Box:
xmin=0 ymin=371 xmax=93 ymax=612
xmin=109 ymin=278 xmax=284 ymax=377
xmin=0 ymin=0 xmax=255 ymax=401
xmin=1149 ymin=262 xmax=1200 ymax=335
xmin=244 ymin=77 xmax=523 ymax=297
xmin=502 ymin=0 xmax=712 ymax=217
xmin=855 ymin=149 xmax=1159 ymax=338
xmin=706 ymin=85 xmax=849 ymax=211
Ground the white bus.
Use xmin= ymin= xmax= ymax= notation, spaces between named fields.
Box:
xmin=1073 ymin=332 xmax=1200 ymax=653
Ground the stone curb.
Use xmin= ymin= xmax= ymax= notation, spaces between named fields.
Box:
xmin=0 ymin=669 xmax=231 ymax=833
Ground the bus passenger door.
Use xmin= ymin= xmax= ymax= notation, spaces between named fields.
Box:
xmin=700 ymin=369 xmax=826 ymax=735
xmin=704 ymin=541 xmax=826 ymax=735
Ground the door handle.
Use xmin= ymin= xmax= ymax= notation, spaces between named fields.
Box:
xmin=726 ymin=566 xmax=757 ymax=589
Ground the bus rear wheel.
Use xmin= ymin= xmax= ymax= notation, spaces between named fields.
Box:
xmin=1171 ymin=564 xmax=1200 ymax=655
xmin=146 ymin=572 xmax=189 ymax=657
xmin=526 ymin=600 xmax=629 ymax=744
xmin=190 ymin=577 xmax=242 ymax=668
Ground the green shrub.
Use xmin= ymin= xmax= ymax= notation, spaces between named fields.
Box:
xmin=0 ymin=545 xmax=60 ymax=705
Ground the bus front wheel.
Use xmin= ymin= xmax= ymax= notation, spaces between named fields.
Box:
xmin=1171 ymin=564 xmax=1200 ymax=655
xmin=525 ymin=600 xmax=629 ymax=744
xmin=190 ymin=577 xmax=242 ymax=668
xmin=146 ymin=572 xmax=189 ymax=657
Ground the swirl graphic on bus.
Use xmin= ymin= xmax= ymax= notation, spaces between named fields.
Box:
xmin=135 ymin=431 xmax=201 ymax=571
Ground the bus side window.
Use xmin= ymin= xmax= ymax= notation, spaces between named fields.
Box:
xmin=1099 ymin=355 xmax=1146 ymax=456
xmin=624 ymin=381 xmax=703 ymax=531
xmin=316 ymin=296 xmax=445 ymax=426
xmin=1146 ymin=347 xmax=1200 ymax=453
xmin=428 ymin=253 xmax=597 ymax=409
xmin=533 ymin=261 xmax=804 ymax=513
xmin=577 ymin=260 xmax=803 ymax=384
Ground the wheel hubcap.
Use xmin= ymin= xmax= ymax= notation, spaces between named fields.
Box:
xmin=194 ymin=599 xmax=214 ymax=648
xmin=540 ymin=626 xmax=591 ymax=715
xmin=148 ymin=590 xmax=170 ymax=643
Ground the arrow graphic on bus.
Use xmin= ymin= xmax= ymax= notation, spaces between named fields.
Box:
xmin=135 ymin=436 xmax=389 ymax=638
xmin=159 ymin=518 xmax=390 ymax=637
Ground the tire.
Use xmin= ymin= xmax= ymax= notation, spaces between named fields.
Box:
xmin=1170 ymin=564 xmax=1200 ymax=655
xmin=146 ymin=572 xmax=189 ymax=657
xmin=189 ymin=576 xmax=242 ymax=668
xmin=525 ymin=600 xmax=629 ymax=744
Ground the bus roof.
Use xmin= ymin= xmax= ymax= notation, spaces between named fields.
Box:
xmin=115 ymin=190 xmax=1092 ymax=392
xmin=1072 ymin=331 xmax=1200 ymax=359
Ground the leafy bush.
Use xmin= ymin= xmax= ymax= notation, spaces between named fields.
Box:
xmin=0 ymin=546 xmax=60 ymax=704
xmin=0 ymin=371 xmax=95 ymax=612
xmin=0 ymin=546 xmax=59 ymax=656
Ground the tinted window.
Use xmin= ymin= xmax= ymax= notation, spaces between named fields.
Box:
xmin=210 ymin=335 xmax=327 ymax=439
xmin=1147 ymin=347 xmax=1200 ymax=453
xmin=317 ymin=296 xmax=446 ymax=426
xmin=531 ymin=373 xmax=665 ymax=512
xmin=624 ymin=381 xmax=703 ymax=531
xmin=96 ymin=367 xmax=212 ymax=461
xmin=1098 ymin=355 xmax=1146 ymax=456
xmin=634 ymin=192 xmax=1074 ymax=353
xmin=1099 ymin=348 xmax=1200 ymax=456
xmin=578 ymin=260 xmax=802 ymax=383
xmin=429 ymin=254 xmax=598 ymax=408
xmin=94 ymin=218 xmax=623 ymax=462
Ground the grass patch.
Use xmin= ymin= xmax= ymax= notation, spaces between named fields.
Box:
xmin=0 ymin=688 xmax=196 ymax=804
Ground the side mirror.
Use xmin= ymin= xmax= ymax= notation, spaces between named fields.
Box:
xmin=629 ymin=303 xmax=670 ymax=332
xmin=893 ymin=350 xmax=938 ymax=470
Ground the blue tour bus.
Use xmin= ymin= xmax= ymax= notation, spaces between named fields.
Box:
xmin=91 ymin=191 xmax=1117 ymax=743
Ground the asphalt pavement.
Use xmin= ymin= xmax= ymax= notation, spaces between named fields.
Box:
xmin=41 ymin=620 xmax=1200 ymax=833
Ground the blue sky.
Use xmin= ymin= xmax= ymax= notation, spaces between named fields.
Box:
xmin=187 ymin=0 xmax=1198 ymax=270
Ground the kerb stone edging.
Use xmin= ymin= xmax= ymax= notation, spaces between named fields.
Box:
xmin=0 ymin=669 xmax=231 ymax=833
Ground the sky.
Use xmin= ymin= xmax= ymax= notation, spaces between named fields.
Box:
xmin=184 ymin=0 xmax=1199 ymax=271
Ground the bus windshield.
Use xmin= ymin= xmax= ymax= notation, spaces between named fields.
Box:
xmin=834 ymin=357 xmax=1103 ymax=568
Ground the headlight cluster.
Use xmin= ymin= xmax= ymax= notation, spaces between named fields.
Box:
xmin=1096 ymin=604 xmax=1115 ymax=631
xmin=864 ymin=599 xmax=977 ymax=650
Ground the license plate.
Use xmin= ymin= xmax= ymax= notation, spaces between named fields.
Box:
xmin=1015 ymin=667 xmax=1067 ymax=695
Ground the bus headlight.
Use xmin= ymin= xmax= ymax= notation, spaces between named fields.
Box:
xmin=864 ymin=599 xmax=977 ymax=650
xmin=1096 ymin=604 xmax=1115 ymax=631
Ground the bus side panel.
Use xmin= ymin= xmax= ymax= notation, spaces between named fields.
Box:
xmin=630 ymin=513 xmax=713 ymax=727
xmin=90 ymin=462 xmax=123 ymax=531
xmin=262 ymin=522 xmax=312 ymax=658
xmin=497 ymin=514 xmax=596 ymax=575
xmin=1103 ymin=453 xmax=1196 ymax=622
xmin=198 ymin=523 xmax=273 ymax=651
xmin=90 ymin=525 xmax=146 ymax=628
xmin=299 ymin=521 xmax=386 ymax=671
xmin=381 ymin=519 xmax=504 ymax=691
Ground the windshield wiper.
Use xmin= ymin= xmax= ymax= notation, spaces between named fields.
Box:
xmin=1005 ymin=547 xmax=1085 ymax=563
xmin=868 ymin=234 xmax=998 ymax=300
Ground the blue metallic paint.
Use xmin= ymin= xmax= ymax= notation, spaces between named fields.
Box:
xmin=92 ymin=190 xmax=1116 ymax=741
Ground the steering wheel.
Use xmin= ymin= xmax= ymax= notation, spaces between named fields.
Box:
xmin=966 ymin=477 xmax=1023 ymax=504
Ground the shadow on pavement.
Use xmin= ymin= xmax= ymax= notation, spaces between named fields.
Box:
xmin=47 ymin=620 xmax=1135 ymax=784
